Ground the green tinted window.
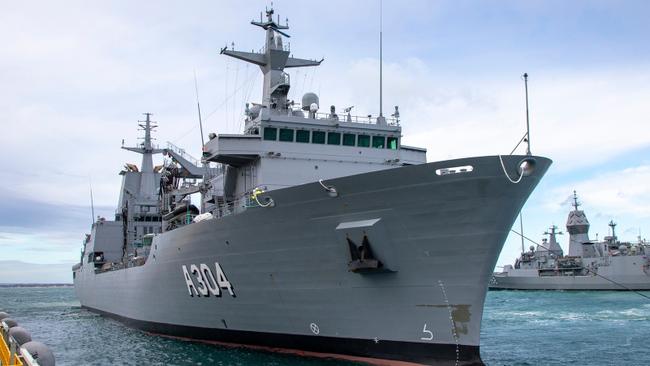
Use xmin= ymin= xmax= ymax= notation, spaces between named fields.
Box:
xmin=263 ymin=127 xmax=277 ymax=141
xmin=372 ymin=136 xmax=385 ymax=148
xmin=279 ymin=128 xmax=294 ymax=142
xmin=357 ymin=134 xmax=370 ymax=147
xmin=312 ymin=131 xmax=326 ymax=144
xmin=387 ymin=137 xmax=398 ymax=150
xmin=343 ymin=133 xmax=355 ymax=146
xmin=327 ymin=132 xmax=341 ymax=145
xmin=296 ymin=130 xmax=310 ymax=143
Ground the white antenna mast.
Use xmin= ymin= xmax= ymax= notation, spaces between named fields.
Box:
xmin=89 ymin=178 xmax=95 ymax=225
xmin=194 ymin=69 xmax=206 ymax=148
xmin=379 ymin=0 xmax=383 ymax=118
xmin=523 ymin=73 xmax=531 ymax=155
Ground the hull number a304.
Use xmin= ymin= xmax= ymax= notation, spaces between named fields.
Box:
xmin=182 ymin=263 xmax=235 ymax=297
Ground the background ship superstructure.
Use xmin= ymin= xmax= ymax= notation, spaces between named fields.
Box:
xmin=73 ymin=7 xmax=551 ymax=365
xmin=492 ymin=191 xmax=650 ymax=290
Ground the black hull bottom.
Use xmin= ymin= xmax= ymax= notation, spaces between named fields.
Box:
xmin=489 ymin=287 xmax=645 ymax=291
xmin=83 ymin=306 xmax=483 ymax=366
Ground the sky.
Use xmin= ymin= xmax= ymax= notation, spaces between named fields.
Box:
xmin=1 ymin=0 xmax=649 ymax=283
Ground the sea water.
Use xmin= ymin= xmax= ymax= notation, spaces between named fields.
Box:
xmin=1 ymin=287 xmax=649 ymax=365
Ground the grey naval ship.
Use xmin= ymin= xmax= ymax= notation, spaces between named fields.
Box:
xmin=73 ymin=7 xmax=550 ymax=366
xmin=491 ymin=191 xmax=650 ymax=290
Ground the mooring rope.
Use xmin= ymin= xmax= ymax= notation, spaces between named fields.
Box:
xmin=498 ymin=155 xmax=524 ymax=184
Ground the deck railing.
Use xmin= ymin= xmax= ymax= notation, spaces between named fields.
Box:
xmin=166 ymin=142 xmax=201 ymax=167
xmin=288 ymin=108 xmax=399 ymax=126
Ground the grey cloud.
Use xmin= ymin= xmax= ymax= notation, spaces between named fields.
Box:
xmin=0 ymin=191 xmax=113 ymax=232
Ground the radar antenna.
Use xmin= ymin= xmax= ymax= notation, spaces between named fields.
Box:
xmin=572 ymin=190 xmax=581 ymax=211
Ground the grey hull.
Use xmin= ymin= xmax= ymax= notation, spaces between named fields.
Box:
xmin=490 ymin=274 xmax=650 ymax=290
xmin=74 ymin=155 xmax=550 ymax=365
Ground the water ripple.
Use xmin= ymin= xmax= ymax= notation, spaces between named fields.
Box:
xmin=2 ymin=287 xmax=650 ymax=365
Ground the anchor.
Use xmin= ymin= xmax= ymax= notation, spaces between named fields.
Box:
xmin=346 ymin=234 xmax=384 ymax=273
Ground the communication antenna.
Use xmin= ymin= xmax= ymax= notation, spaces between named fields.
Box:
xmin=194 ymin=70 xmax=206 ymax=148
xmin=523 ymin=73 xmax=531 ymax=155
xmin=379 ymin=0 xmax=383 ymax=117
xmin=194 ymin=69 xmax=211 ymax=214
xmin=89 ymin=178 xmax=95 ymax=225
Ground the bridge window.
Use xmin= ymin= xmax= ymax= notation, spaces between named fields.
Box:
xmin=263 ymin=127 xmax=277 ymax=141
xmin=343 ymin=133 xmax=355 ymax=146
xmin=387 ymin=137 xmax=399 ymax=150
xmin=279 ymin=128 xmax=294 ymax=142
xmin=296 ymin=130 xmax=310 ymax=143
xmin=372 ymin=136 xmax=385 ymax=148
xmin=327 ymin=132 xmax=341 ymax=145
xmin=357 ymin=134 xmax=370 ymax=147
xmin=312 ymin=131 xmax=325 ymax=144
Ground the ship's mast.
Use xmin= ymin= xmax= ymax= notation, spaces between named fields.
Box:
xmin=542 ymin=225 xmax=564 ymax=256
xmin=608 ymin=220 xmax=617 ymax=240
xmin=121 ymin=113 xmax=164 ymax=199
xmin=220 ymin=7 xmax=322 ymax=113
xmin=572 ymin=190 xmax=580 ymax=210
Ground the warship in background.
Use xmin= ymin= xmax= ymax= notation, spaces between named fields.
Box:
xmin=73 ymin=6 xmax=551 ymax=365
xmin=491 ymin=191 xmax=650 ymax=290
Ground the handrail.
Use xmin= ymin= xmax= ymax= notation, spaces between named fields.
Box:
xmin=296 ymin=109 xmax=399 ymax=126
xmin=165 ymin=142 xmax=201 ymax=167
xmin=211 ymin=188 xmax=273 ymax=219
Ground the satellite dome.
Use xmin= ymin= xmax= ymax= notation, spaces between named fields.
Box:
xmin=302 ymin=92 xmax=319 ymax=111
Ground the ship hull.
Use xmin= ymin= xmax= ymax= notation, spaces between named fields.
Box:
xmin=74 ymin=155 xmax=550 ymax=365
xmin=490 ymin=273 xmax=650 ymax=290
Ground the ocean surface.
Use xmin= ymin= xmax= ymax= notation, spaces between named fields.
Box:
xmin=1 ymin=287 xmax=649 ymax=366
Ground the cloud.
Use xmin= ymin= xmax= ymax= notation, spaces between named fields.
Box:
xmin=544 ymin=165 xmax=650 ymax=218
xmin=0 ymin=192 xmax=114 ymax=264
xmin=302 ymin=57 xmax=650 ymax=170
xmin=0 ymin=191 xmax=112 ymax=230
